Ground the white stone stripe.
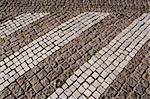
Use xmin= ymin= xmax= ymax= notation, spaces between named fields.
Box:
xmin=0 ymin=12 xmax=109 ymax=91
xmin=48 ymin=13 xmax=150 ymax=99
xmin=0 ymin=13 xmax=49 ymax=38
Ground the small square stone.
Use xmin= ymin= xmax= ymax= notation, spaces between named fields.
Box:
xmin=105 ymin=67 xmax=112 ymax=74
xmin=97 ymin=76 xmax=104 ymax=83
xmin=88 ymin=85 xmax=96 ymax=92
xmin=109 ymin=73 xmax=116 ymax=80
xmin=101 ymin=70 xmax=109 ymax=78
xmin=99 ymin=50 xmax=105 ymax=55
xmin=4 ymin=57 xmax=9 ymax=63
xmin=80 ymin=65 xmax=87 ymax=72
xmin=113 ymin=70 xmax=119 ymax=76
xmin=113 ymin=60 xmax=119 ymax=66
xmin=129 ymin=52 xmax=135 ymax=57
xmin=85 ymin=69 xmax=92 ymax=76
xmin=0 ymin=65 xmax=6 ymax=71
xmin=0 ymin=78 xmax=4 ymax=85
xmin=77 ymin=76 xmax=84 ymax=84
xmin=79 ymin=95 xmax=87 ymax=99
xmin=69 ymin=85 xmax=76 ymax=92
xmin=101 ymin=55 xmax=107 ymax=61
xmin=73 ymin=81 xmax=80 ymax=88
xmin=91 ymin=56 xmax=98 ymax=62
xmin=3 ymin=81 xmax=10 ymax=87
xmin=84 ymin=62 xmax=91 ymax=68
xmin=66 ymin=79 xmax=73 ymax=86
xmin=33 ymin=82 xmax=44 ymax=93
xmin=101 ymin=63 xmax=107 ymax=69
xmin=97 ymin=85 xmax=105 ymax=94
xmin=88 ymin=59 xmax=95 ymax=65
xmin=50 ymin=92 xmax=58 ymax=99
xmin=84 ymin=89 xmax=92 ymax=97
xmin=93 ymin=80 xmax=100 ymax=88
xmin=92 ymin=91 xmax=101 ymax=98
xmin=78 ymin=86 xmax=85 ymax=93
xmin=72 ymin=90 xmax=80 ymax=99
xmin=116 ymin=66 xmax=123 ymax=73
xmin=24 ymin=66 xmax=30 ymax=71
xmin=105 ymin=60 xmax=111 ymax=65
xmin=101 ymin=81 xmax=109 ymax=89
xmin=105 ymin=77 xmax=113 ymax=84
xmin=70 ymin=75 xmax=77 ymax=82
xmin=64 ymin=89 xmax=72 ymax=96
xmin=82 ymin=82 xmax=89 ymax=89
xmin=62 ymin=83 xmax=68 ymax=90
xmin=95 ymin=52 xmax=102 ymax=58
xmin=56 ymin=88 xmax=63 ymax=95
xmin=96 ymin=67 xmax=104 ymax=74
xmin=4 ymin=68 xmax=11 ymax=74
xmin=92 ymin=72 xmax=99 ymax=79
xmin=93 ymin=62 xmax=99 ymax=68
xmin=97 ymin=59 xmax=103 ymax=65
xmin=86 ymin=77 xmax=94 ymax=84
xmin=60 ymin=93 xmax=67 ymax=99
xmin=126 ymin=55 xmax=132 ymax=61
xmin=75 ymin=69 xmax=82 ymax=76
xmin=0 ymin=61 xmax=5 ymax=66
xmin=9 ymin=70 xmax=15 ymax=76
xmin=81 ymin=72 xmax=88 ymax=79
xmin=109 ymin=64 xmax=116 ymax=71
xmin=18 ymin=68 xmax=25 ymax=75
xmin=90 ymin=66 xmax=96 ymax=72
xmin=9 ymin=54 xmax=15 ymax=60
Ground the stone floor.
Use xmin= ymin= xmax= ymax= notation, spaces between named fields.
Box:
xmin=0 ymin=0 xmax=150 ymax=99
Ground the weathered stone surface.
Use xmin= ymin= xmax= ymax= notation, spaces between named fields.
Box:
xmin=8 ymin=82 xmax=24 ymax=97
xmin=25 ymin=88 xmax=36 ymax=98
xmin=0 ymin=2 xmax=149 ymax=97
xmin=33 ymin=83 xmax=44 ymax=93
xmin=37 ymin=70 xmax=47 ymax=80
xmin=0 ymin=88 xmax=11 ymax=98
xmin=43 ymin=85 xmax=55 ymax=96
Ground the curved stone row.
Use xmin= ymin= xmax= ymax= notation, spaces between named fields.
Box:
xmin=0 ymin=11 xmax=142 ymax=98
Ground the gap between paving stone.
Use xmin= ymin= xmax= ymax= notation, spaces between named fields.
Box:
xmin=0 ymin=11 xmax=142 ymax=98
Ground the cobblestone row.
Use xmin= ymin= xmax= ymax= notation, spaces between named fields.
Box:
xmin=0 ymin=11 xmax=81 ymax=61
xmin=0 ymin=12 xmax=109 ymax=91
xmin=0 ymin=0 xmax=149 ymax=24
xmin=0 ymin=13 xmax=49 ymax=38
xmin=0 ymin=11 xmax=142 ymax=98
xmin=100 ymin=40 xmax=150 ymax=99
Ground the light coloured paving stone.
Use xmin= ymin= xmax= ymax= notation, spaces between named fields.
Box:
xmin=48 ymin=13 xmax=150 ymax=99
xmin=0 ymin=12 xmax=109 ymax=91
xmin=0 ymin=13 xmax=49 ymax=38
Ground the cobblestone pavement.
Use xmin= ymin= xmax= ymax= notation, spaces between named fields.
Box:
xmin=0 ymin=0 xmax=150 ymax=99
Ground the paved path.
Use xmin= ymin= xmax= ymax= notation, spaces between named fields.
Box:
xmin=0 ymin=12 xmax=109 ymax=91
xmin=48 ymin=13 xmax=150 ymax=99
xmin=0 ymin=0 xmax=150 ymax=99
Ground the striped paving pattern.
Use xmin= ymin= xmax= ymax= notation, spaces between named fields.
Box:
xmin=0 ymin=13 xmax=49 ymax=38
xmin=48 ymin=13 xmax=150 ymax=99
xmin=0 ymin=12 xmax=109 ymax=92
